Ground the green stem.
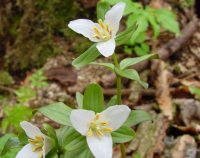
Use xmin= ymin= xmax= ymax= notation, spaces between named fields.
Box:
xmin=112 ymin=53 xmax=126 ymax=158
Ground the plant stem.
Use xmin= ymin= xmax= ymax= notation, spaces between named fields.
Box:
xmin=112 ymin=53 xmax=126 ymax=158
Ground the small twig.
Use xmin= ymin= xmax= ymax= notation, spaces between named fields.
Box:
xmin=0 ymin=85 xmax=15 ymax=94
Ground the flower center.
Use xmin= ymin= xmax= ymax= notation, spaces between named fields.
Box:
xmin=87 ymin=113 xmax=113 ymax=137
xmin=93 ymin=19 xmax=113 ymax=41
xmin=28 ymin=135 xmax=44 ymax=158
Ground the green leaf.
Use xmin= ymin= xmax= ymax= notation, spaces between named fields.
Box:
xmin=43 ymin=124 xmax=57 ymax=146
xmin=38 ymin=102 xmax=72 ymax=126
xmin=0 ymin=134 xmax=14 ymax=152
xmin=1 ymin=137 xmax=22 ymax=156
xmin=15 ymin=86 xmax=36 ymax=103
xmin=189 ymin=86 xmax=200 ymax=99
xmin=103 ymin=0 xmax=142 ymax=15
xmin=72 ymin=44 xmax=100 ymax=68
xmin=130 ymin=16 xmax=149 ymax=44
xmin=62 ymin=127 xmax=87 ymax=151
xmin=145 ymin=9 xmax=160 ymax=38
xmin=116 ymin=25 xmax=136 ymax=45
xmin=83 ymin=84 xmax=104 ymax=112
xmin=0 ymin=71 xmax=14 ymax=85
xmin=112 ymin=126 xmax=135 ymax=143
xmin=63 ymin=145 xmax=94 ymax=158
xmin=106 ymin=95 xmax=117 ymax=107
xmin=134 ymin=45 xmax=148 ymax=56
xmin=2 ymin=105 xmax=32 ymax=133
xmin=120 ymin=53 xmax=158 ymax=70
xmin=155 ymin=9 xmax=180 ymax=36
xmin=91 ymin=62 xmax=115 ymax=71
xmin=97 ymin=1 xmax=110 ymax=20
xmin=124 ymin=110 xmax=152 ymax=127
xmin=76 ymin=92 xmax=84 ymax=108
xmin=115 ymin=68 xmax=148 ymax=88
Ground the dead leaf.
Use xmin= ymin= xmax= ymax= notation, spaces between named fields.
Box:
xmin=154 ymin=61 xmax=173 ymax=120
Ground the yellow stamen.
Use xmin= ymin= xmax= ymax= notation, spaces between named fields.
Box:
xmin=92 ymin=19 xmax=112 ymax=41
xmin=87 ymin=114 xmax=113 ymax=137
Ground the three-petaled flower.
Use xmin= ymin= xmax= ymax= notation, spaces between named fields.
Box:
xmin=68 ymin=2 xmax=125 ymax=57
xmin=70 ymin=105 xmax=131 ymax=158
xmin=16 ymin=121 xmax=52 ymax=158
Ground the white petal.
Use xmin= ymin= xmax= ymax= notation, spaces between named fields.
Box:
xmin=43 ymin=136 xmax=53 ymax=158
xmin=16 ymin=144 xmax=39 ymax=158
xmin=68 ymin=19 xmax=99 ymax=42
xmin=20 ymin=121 xmax=42 ymax=139
xmin=70 ymin=109 xmax=95 ymax=136
xmin=87 ymin=134 xmax=112 ymax=158
xmin=100 ymin=105 xmax=131 ymax=131
xmin=104 ymin=2 xmax=125 ymax=36
xmin=96 ymin=38 xmax=115 ymax=57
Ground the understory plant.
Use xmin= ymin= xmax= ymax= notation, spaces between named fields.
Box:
xmin=1 ymin=1 xmax=180 ymax=158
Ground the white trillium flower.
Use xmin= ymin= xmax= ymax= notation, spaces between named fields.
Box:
xmin=68 ymin=2 xmax=126 ymax=57
xmin=70 ymin=105 xmax=131 ymax=158
xmin=16 ymin=121 xmax=52 ymax=158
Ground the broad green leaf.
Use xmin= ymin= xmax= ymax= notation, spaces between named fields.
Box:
xmin=1 ymin=137 xmax=22 ymax=156
xmin=0 ymin=134 xmax=14 ymax=152
xmin=43 ymin=124 xmax=57 ymax=147
xmin=115 ymin=68 xmax=148 ymax=88
xmin=91 ymin=62 xmax=115 ymax=71
xmin=72 ymin=44 xmax=100 ymax=68
xmin=56 ymin=126 xmax=69 ymax=146
xmin=38 ymin=102 xmax=72 ymax=126
xmin=97 ymin=1 xmax=110 ymax=20
xmin=124 ymin=110 xmax=152 ymax=127
xmin=155 ymin=9 xmax=180 ymax=36
xmin=120 ymin=53 xmax=158 ymax=70
xmin=189 ymin=86 xmax=200 ymax=99
xmin=112 ymin=126 xmax=135 ymax=143
xmin=63 ymin=127 xmax=86 ymax=151
xmin=76 ymin=92 xmax=84 ymax=108
xmin=106 ymin=95 xmax=117 ymax=107
xmin=63 ymin=145 xmax=94 ymax=158
xmin=83 ymin=84 xmax=104 ymax=112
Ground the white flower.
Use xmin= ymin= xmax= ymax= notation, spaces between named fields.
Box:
xmin=68 ymin=2 xmax=125 ymax=57
xmin=16 ymin=121 xmax=52 ymax=158
xmin=70 ymin=105 xmax=130 ymax=158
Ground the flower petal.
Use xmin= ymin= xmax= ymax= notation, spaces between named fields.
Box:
xmin=96 ymin=38 xmax=115 ymax=57
xmin=20 ymin=121 xmax=42 ymax=139
xmin=100 ymin=105 xmax=131 ymax=131
xmin=104 ymin=2 xmax=125 ymax=36
xmin=68 ymin=19 xmax=99 ymax=42
xmin=16 ymin=144 xmax=39 ymax=158
xmin=70 ymin=109 xmax=95 ymax=136
xmin=87 ymin=134 xmax=112 ymax=158
xmin=43 ymin=136 xmax=53 ymax=158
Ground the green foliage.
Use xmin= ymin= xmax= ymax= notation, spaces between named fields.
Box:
xmin=115 ymin=68 xmax=148 ymax=88
xmin=0 ymin=71 xmax=14 ymax=85
xmin=76 ymin=92 xmax=84 ymax=108
xmin=38 ymin=102 xmax=72 ymax=126
xmin=1 ymin=105 xmax=32 ymax=133
xmin=189 ymin=86 xmax=200 ymax=100
xmin=0 ymin=134 xmax=21 ymax=158
xmin=83 ymin=84 xmax=104 ymax=113
xmin=112 ymin=126 xmax=136 ymax=143
xmin=14 ymin=86 xmax=36 ymax=103
xmin=124 ymin=110 xmax=152 ymax=127
xmin=101 ymin=0 xmax=180 ymax=56
xmin=28 ymin=69 xmax=48 ymax=88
